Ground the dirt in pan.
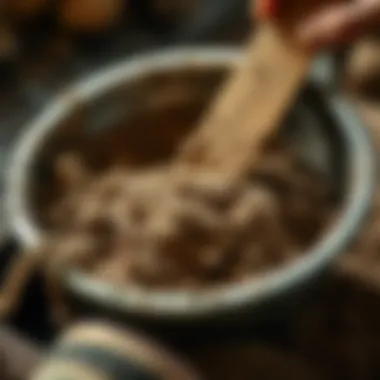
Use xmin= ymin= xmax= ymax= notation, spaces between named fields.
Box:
xmin=29 ymin=98 xmax=336 ymax=290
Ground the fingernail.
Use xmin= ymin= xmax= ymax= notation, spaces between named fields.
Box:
xmin=256 ymin=0 xmax=279 ymax=20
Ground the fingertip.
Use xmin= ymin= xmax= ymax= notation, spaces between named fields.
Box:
xmin=255 ymin=0 xmax=279 ymax=21
xmin=296 ymin=5 xmax=364 ymax=51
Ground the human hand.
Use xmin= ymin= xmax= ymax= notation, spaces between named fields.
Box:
xmin=255 ymin=0 xmax=380 ymax=49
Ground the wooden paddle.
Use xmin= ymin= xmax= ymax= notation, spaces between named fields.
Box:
xmin=177 ymin=1 xmax=336 ymax=178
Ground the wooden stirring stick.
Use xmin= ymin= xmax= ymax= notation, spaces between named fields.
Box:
xmin=178 ymin=23 xmax=311 ymax=177
xmin=177 ymin=0 xmax=338 ymax=178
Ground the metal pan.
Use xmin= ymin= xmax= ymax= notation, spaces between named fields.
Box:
xmin=5 ymin=48 xmax=376 ymax=323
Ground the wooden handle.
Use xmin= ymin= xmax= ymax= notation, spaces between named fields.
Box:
xmin=178 ymin=23 xmax=311 ymax=177
xmin=177 ymin=0 xmax=343 ymax=178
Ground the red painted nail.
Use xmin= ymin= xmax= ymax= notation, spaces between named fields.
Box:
xmin=256 ymin=0 xmax=279 ymax=20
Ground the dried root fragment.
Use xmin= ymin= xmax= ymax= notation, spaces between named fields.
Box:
xmin=54 ymin=153 xmax=89 ymax=191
